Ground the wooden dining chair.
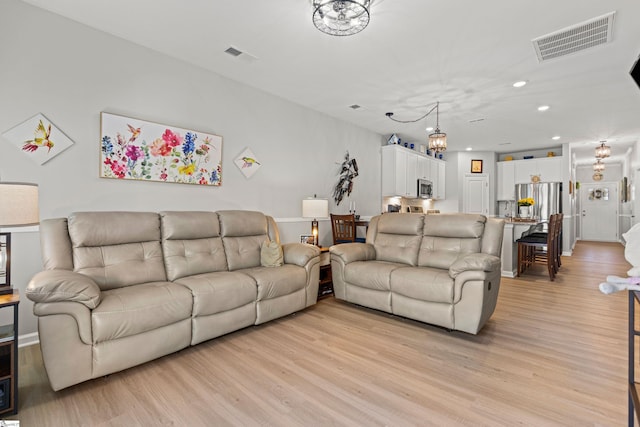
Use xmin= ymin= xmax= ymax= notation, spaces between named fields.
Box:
xmin=516 ymin=213 xmax=559 ymax=281
xmin=330 ymin=214 xmax=365 ymax=245
xmin=525 ymin=213 xmax=563 ymax=274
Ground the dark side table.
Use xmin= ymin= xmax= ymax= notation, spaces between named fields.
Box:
xmin=318 ymin=247 xmax=333 ymax=298
xmin=0 ymin=291 xmax=19 ymax=416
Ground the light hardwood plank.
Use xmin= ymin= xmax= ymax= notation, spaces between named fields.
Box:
xmin=5 ymin=241 xmax=631 ymax=426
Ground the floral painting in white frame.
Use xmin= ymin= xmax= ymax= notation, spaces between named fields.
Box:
xmin=2 ymin=113 xmax=74 ymax=165
xmin=100 ymin=112 xmax=223 ymax=186
xmin=234 ymin=147 xmax=262 ymax=179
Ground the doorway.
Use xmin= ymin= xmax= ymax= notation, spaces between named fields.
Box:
xmin=463 ymin=174 xmax=489 ymax=215
xmin=580 ymin=181 xmax=619 ymax=242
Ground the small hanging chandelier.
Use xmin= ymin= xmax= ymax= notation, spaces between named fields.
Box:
xmin=595 ymin=142 xmax=611 ymax=159
xmin=385 ymin=101 xmax=447 ymax=154
xmin=428 ymin=102 xmax=447 ymax=154
xmin=313 ymin=0 xmax=371 ymax=36
xmin=593 ymin=159 xmax=605 ymax=173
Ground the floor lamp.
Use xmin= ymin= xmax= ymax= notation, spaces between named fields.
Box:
xmin=0 ymin=182 xmax=39 ymax=295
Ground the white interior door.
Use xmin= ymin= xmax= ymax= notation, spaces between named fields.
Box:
xmin=580 ymin=182 xmax=619 ymax=241
xmin=463 ymin=174 xmax=489 ymax=215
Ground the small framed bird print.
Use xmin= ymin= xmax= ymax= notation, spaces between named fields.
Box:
xmin=2 ymin=113 xmax=75 ymax=165
xmin=234 ymin=147 xmax=262 ymax=179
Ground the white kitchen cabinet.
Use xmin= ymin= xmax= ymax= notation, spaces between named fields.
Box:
xmin=513 ymin=157 xmax=563 ymax=183
xmin=382 ymin=145 xmax=408 ymax=197
xmin=497 ymin=161 xmax=515 ymax=200
xmin=405 ymin=153 xmax=417 ymax=197
xmin=417 ymin=156 xmax=431 ymax=180
xmin=536 ymin=156 xmax=563 ymax=182
xmin=382 ymin=145 xmax=446 ymax=199
xmin=436 ymin=161 xmax=446 ymax=199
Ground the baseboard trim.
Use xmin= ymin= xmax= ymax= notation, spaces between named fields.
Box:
xmin=18 ymin=332 xmax=39 ymax=348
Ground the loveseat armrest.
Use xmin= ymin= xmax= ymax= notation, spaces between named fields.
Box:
xmin=449 ymin=253 xmax=501 ymax=279
xmin=329 ymin=243 xmax=376 ymax=264
xmin=282 ymin=243 xmax=320 ymax=267
xmin=26 ymin=270 xmax=102 ymax=309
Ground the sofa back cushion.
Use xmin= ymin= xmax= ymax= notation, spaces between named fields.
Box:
xmin=68 ymin=212 xmax=167 ymax=290
xmin=160 ymin=211 xmax=228 ymax=281
xmin=218 ymin=210 xmax=274 ymax=271
xmin=418 ymin=214 xmax=486 ymax=269
xmin=372 ymin=214 xmax=424 ymax=266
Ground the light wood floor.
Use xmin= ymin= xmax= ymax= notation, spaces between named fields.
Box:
xmin=5 ymin=241 xmax=632 ymax=426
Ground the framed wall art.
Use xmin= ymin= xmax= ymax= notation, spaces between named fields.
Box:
xmin=234 ymin=147 xmax=262 ymax=179
xmin=471 ymin=159 xmax=483 ymax=173
xmin=100 ymin=112 xmax=222 ymax=186
xmin=2 ymin=113 xmax=74 ymax=165
xmin=300 ymin=235 xmax=315 ymax=245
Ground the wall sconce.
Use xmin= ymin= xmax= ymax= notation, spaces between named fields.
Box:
xmin=302 ymin=195 xmax=329 ymax=246
xmin=0 ymin=182 xmax=39 ymax=295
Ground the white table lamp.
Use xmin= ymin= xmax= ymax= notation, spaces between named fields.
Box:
xmin=302 ymin=196 xmax=329 ymax=246
xmin=0 ymin=182 xmax=39 ymax=295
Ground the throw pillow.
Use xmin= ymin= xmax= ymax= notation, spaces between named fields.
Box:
xmin=261 ymin=239 xmax=283 ymax=267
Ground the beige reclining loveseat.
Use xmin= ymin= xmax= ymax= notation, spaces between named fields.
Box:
xmin=26 ymin=210 xmax=320 ymax=390
xmin=330 ymin=213 xmax=504 ymax=334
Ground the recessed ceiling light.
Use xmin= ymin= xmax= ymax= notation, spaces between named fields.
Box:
xmin=552 ymin=136 xmax=560 ymax=140
xmin=466 ymin=147 xmax=473 ymax=151
xmin=538 ymin=105 xmax=550 ymax=111
xmin=425 ymin=127 xmax=434 ymax=132
xmin=513 ymin=80 xmax=527 ymax=88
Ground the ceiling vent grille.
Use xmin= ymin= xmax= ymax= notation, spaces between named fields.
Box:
xmin=532 ymin=11 xmax=615 ymax=62
xmin=224 ymin=47 xmax=243 ymax=57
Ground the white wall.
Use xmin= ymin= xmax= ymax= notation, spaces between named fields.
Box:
xmin=0 ymin=0 xmax=382 ymax=340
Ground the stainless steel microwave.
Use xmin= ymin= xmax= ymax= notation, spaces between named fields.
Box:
xmin=417 ymin=179 xmax=433 ymax=199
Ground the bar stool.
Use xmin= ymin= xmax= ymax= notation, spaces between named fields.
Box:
xmin=516 ymin=213 xmax=558 ymax=280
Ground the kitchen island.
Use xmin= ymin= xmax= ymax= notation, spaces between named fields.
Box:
xmin=500 ymin=218 xmax=545 ymax=277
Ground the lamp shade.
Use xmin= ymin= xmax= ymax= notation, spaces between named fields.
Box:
xmin=302 ymin=198 xmax=329 ymax=218
xmin=0 ymin=182 xmax=39 ymax=227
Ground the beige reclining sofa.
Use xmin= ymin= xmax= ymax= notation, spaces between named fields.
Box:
xmin=330 ymin=213 xmax=505 ymax=334
xmin=26 ymin=210 xmax=320 ymax=390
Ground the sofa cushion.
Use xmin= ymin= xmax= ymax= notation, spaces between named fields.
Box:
xmin=344 ymin=260 xmax=404 ymax=291
xmin=92 ymin=281 xmax=192 ymax=343
xmin=391 ymin=266 xmax=454 ymax=303
xmin=418 ymin=214 xmax=486 ymax=269
xmin=241 ymin=265 xmax=306 ymax=300
xmin=260 ymin=240 xmax=283 ymax=267
xmin=174 ymin=271 xmax=257 ymax=316
xmin=69 ymin=212 xmax=166 ymax=290
xmin=161 ymin=211 xmax=227 ymax=281
xmin=219 ymin=211 xmax=269 ymax=271
xmin=373 ymin=214 xmax=424 ymax=266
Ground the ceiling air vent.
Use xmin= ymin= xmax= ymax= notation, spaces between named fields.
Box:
xmin=224 ymin=47 xmax=243 ymax=57
xmin=532 ymin=11 xmax=615 ymax=62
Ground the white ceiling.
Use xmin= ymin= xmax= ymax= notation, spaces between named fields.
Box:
xmin=22 ymin=0 xmax=640 ymax=165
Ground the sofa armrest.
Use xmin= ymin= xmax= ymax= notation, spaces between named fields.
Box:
xmin=26 ymin=270 xmax=102 ymax=309
xmin=282 ymin=243 xmax=320 ymax=267
xmin=449 ymin=253 xmax=501 ymax=279
xmin=329 ymin=243 xmax=376 ymax=264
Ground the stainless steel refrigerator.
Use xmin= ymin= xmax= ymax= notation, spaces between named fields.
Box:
xmin=515 ymin=182 xmax=562 ymax=221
